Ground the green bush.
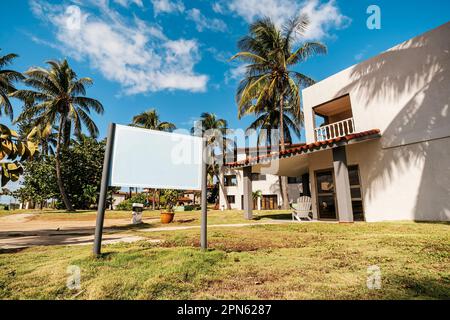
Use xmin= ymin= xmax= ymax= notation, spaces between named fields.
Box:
xmin=116 ymin=193 xmax=147 ymax=211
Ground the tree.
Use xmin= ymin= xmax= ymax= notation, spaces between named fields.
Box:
xmin=16 ymin=116 xmax=57 ymax=156
xmin=12 ymin=59 xmax=104 ymax=211
xmin=0 ymin=51 xmax=37 ymax=188
xmin=15 ymin=135 xmax=108 ymax=209
xmin=0 ymin=124 xmax=39 ymax=187
xmin=131 ymin=109 xmax=176 ymax=132
xmin=231 ymin=16 xmax=326 ymax=209
xmin=12 ymin=156 xmax=56 ymax=208
xmin=0 ymin=50 xmax=24 ymax=120
xmin=131 ymin=108 xmax=176 ymax=209
xmin=191 ymin=112 xmax=232 ymax=209
xmin=247 ymin=100 xmax=301 ymax=147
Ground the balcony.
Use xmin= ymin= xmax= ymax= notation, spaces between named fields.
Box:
xmin=314 ymin=117 xmax=355 ymax=142
xmin=313 ymin=94 xmax=355 ymax=142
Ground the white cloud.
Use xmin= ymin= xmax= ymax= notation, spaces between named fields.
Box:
xmin=224 ymin=0 xmax=350 ymax=40
xmin=151 ymin=0 xmax=184 ymax=16
xmin=186 ymin=8 xmax=227 ymax=32
xmin=113 ymin=0 xmax=143 ymax=7
xmin=299 ymin=0 xmax=351 ymax=40
xmin=29 ymin=0 xmax=208 ymax=94
xmin=354 ymin=44 xmax=372 ymax=61
xmin=227 ymin=0 xmax=297 ymax=27
xmin=212 ymin=2 xmax=225 ymax=14
xmin=225 ymin=64 xmax=246 ymax=84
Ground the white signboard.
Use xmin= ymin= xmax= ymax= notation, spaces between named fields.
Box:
xmin=110 ymin=125 xmax=203 ymax=190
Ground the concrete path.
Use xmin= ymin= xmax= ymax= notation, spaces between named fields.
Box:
xmin=140 ymin=220 xmax=297 ymax=232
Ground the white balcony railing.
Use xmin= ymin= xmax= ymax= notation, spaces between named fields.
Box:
xmin=314 ymin=117 xmax=355 ymax=142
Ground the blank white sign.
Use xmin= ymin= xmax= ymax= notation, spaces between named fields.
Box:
xmin=110 ymin=125 xmax=203 ymax=190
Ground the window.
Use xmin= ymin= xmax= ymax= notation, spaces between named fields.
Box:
xmin=348 ymin=165 xmax=364 ymax=221
xmin=226 ymin=195 xmax=235 ymax=204
xmin=224 ymin=175 xmax=237 ymax=187
xmin=288 ymin=177 xmax=302 ymax=184
xmin=262 ymin=195 xmax=278 ymax=210
xmin=251 ymin=173 xmax=266 ymax=181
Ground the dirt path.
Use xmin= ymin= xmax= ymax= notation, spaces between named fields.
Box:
xmin=0 ymin=213 xmax=304 ymax=250
xmin=0 ymin=213 xmax=159 ymax=250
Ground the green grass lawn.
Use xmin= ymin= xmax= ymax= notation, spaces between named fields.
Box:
xmin=0 ymin=218 xmax=449 ymax=300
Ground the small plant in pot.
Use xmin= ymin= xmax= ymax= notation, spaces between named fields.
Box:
xmin=160 ymin=189 xmax=180 ymax=224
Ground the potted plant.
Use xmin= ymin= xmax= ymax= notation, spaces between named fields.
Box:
xmin=160 ymin=189 xmax=180 ymax=224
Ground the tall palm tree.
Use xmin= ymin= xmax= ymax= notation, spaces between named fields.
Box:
xmin=191 ymin=112 xmax=232 ymax=209
xmin=132 ymin=109 xmax=176 ymax=132
xmin=0 ymin=50 xmax=24 ymax=120
xmin=231 ymin=15 xmax=326 ymax=209
xmin=131 ymin=108 xmax=176 ymax=209
xmin=247 ymin=102 xmax=301 ymax=210
xmin=247 ymin=101 xmax=301 ymax=148
xmin=12 ymin=59 xmax=104 ymax=211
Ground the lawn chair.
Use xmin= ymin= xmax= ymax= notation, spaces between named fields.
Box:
xmin=291 ymin=196 xmax=312 ymax=221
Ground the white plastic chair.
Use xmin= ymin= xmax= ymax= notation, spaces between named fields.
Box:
xmin=291 ymin=196 xmax=312 ymax=221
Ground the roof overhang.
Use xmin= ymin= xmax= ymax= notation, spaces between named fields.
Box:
xmin=225 ymin=129 xmax=381 ymax=176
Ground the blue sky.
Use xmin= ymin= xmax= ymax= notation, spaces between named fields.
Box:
xmin=1 ymin=0 xmax=450 ymax=142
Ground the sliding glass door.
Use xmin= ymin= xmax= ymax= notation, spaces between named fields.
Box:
xmin=314 ymin=166 xmax=365 ymax=221
xmin=315 ymin=170 xmax=337 ymax=220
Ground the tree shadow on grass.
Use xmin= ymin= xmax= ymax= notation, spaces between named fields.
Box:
xmin=253 ymin=213 xmax=292 ymax=221
xmin=384 ymin=275 xmax=450 ymax=299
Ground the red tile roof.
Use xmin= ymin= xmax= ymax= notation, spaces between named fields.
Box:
xmin=226 ymin=129 xmax=381 ymax=168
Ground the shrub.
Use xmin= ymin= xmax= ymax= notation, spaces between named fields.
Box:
xmin=116 ymin=193 xmax=148 ymax=211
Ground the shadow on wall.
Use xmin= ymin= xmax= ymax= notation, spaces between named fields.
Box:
xmin=337 ymin=23 xmax=450 ymax=221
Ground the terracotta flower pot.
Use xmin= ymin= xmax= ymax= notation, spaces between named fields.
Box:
xmin=160 ymin=212 xmax=175 ymax=224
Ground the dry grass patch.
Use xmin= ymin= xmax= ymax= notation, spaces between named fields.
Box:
xmin=0 ymin=221 xmax=449 ymax=299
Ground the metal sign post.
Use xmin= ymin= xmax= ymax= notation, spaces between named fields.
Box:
xmin=200 ymin=138 xmax=208 ymax=250
xmin=93 ymin=123 xmax=116 ymax=256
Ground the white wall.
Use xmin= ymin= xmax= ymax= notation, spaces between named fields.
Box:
xmin=303 ymin=22 xmax=450 ymax=147
xmin=302 ymin=22 xmax=450 ymax=222
xmin=219 ymin=167 xmax=302 ymax=210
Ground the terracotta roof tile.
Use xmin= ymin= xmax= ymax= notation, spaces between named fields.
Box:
xmin=226 ymin=129 xmax=381 ymax=168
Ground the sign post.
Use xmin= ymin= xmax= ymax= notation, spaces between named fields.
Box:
xmin=93 ymin=123 xmax=116 ymax=256
xmin=93 ymin=123 xmax=205 ymax=256
xmin=200 ymin=138 xmax=208 ymax=250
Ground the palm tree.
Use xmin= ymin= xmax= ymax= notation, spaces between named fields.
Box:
xmin=132 ymin=109 xmax=176 ymax=132
xmin=12 ymin=59 xmax=104 ymax=211
xmin=131 ymin=108 xmax=176 ymax=209
xmin=247 ymin=101 xmax=302 ymax=205
xmin=247 ymin=100 xmax=301 ymax=148
xmin=191 ymin=112 xmax=232 ymax=209
xmin=231 ymin=15 xmax=326 ymax=209
xmin=0 ymin=50 xmax=24 ymax=120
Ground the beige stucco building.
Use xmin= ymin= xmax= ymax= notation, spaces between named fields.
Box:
xmin=225 ymin=22 xmax=450 ymax=222
xmin=219 ymin=147 xmax=303 ymax=211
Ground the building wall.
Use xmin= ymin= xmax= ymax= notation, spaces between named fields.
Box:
xmin=302 ymin=22 xmax=450 ymax=222
xmin=306 ymin=138 xmax=450 ymax=222
xmin=219 ymin=167 xmax=302 ymax=210
xmin=303 ymin=22 xmax=450 ymax=148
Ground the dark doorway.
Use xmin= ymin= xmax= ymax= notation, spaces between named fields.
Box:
xmin=315 ymin=169 xmax=337 ymax=220
xmin=314 ymin=166 xmax=365 ymax=221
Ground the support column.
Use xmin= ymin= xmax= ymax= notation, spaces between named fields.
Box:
xmin=301 ymin=173 xmax=311 ymax=197
xmin=332 ymin=146 xmax=354 ymax=223
xmin=242 ymin=166 xmax=253 ymax=220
